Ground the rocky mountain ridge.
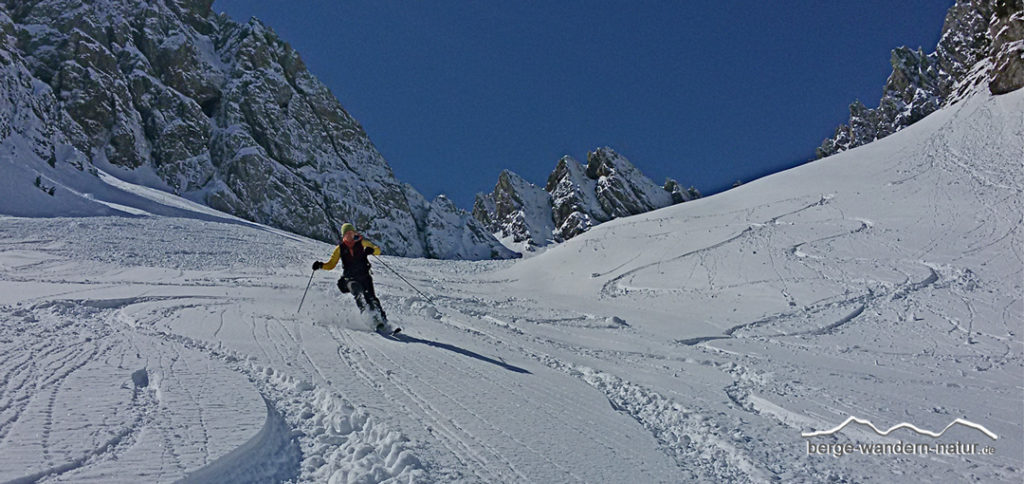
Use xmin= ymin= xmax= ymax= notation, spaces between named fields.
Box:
xmin=817 ymin=0 xmax=1023 ymax=158
xmin=0 ymin=0 xmax=514 ymax=259
xmin=473 ymin=147 xmax=699 ymax=249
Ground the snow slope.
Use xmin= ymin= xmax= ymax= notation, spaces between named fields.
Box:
xmin=0 ymin=89 xmax=1021 ymax=482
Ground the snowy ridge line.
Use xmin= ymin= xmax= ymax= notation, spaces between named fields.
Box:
xmin=801 ymin=416 xmax=998 ymax=440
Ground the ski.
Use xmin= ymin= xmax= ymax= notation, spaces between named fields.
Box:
xmin=375 ymin=322 xmax=401 ymax=336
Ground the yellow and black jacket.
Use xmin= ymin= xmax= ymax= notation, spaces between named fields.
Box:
xmin=322 ymin=235 xmax=381 ymax=278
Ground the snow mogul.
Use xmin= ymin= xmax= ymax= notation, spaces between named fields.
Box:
xmin=311 ymin=223 xmax=394 ymax=333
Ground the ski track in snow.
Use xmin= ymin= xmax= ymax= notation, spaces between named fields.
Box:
xmin=0 ymin=91 xmax=1021 ymax=482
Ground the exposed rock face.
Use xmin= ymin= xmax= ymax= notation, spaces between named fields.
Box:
xmin=472 ymin=170 xmax=554 ymax=246
xmin=0 ymin=8 xmax=95 ymax=210
xmin=474 ymin=148 xmax=699 ymax=247
xmin=936 ymin=0 xmax=997 ymax=95
xmin=989 ymin=0 xmax=1024 ymax=94
xmin=585 ymin=147 xmax=674 ymax=219
xmin=0 ymin=9 xmax=77 ymax=168
xmin=664 ymin=179 xmax=701 ymax=205
xmin=817 ymin=0 xmax=1020 ymax=159
xmin=546 ymin=155 xmax=606 ymax=242
xmin=0 ymin=0 xmax=511 ymax=259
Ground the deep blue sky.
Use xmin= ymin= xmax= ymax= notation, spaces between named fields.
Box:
xmin=215 ymin=1 xmax=952 ymax=208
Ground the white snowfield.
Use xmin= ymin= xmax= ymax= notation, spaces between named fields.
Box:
xmin=0 ymin=90 xmax=1021 ymax=482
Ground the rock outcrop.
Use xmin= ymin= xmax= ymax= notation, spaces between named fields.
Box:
xmin=989 ymin=0 xmax=1024 ymax=94
xmin=545 ymin=155 xmax=606 ymax=242
xmin=472 ymin=170 xmax=555 ymax=247
xmin=817 ymin=0 xmax=1022 ymax=159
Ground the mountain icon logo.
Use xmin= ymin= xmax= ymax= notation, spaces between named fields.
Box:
xmin=802 ymin=417 xmax=998 ymax=440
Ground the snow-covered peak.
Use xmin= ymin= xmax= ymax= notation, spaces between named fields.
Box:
xmin=422 ymin=194 xmax=519 ymax=260
xmin=474 ymin=149 xmax=698 ymax=248
xmin=472 ymin=170 xmax=555 ymax=249
xmin=546 ymin=155 xmax=607 ymax=241
xmin=585 ymin=147 xmax=674 ymax=219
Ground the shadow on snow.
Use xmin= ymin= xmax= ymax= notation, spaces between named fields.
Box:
xmin=391 ymin=334 xmax=531 ymax=374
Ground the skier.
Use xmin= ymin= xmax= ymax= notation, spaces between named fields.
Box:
xmin=312 ymin=223 xmax=392 ymax=332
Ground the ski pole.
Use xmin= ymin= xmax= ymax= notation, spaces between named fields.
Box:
xmin=372 ymin=255 xmax=435 ymax=305
xmin=297 ymin=270 xmax=315 ymax=314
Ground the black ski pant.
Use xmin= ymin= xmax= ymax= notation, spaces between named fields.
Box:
xmin=339 ymin=274 xmax=386 ymax=322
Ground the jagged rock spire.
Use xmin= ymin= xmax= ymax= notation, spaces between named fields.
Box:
xmin=474 ymin=148 xmax=699 ymax=247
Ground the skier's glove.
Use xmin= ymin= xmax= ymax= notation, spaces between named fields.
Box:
xmin=312 ymin=261 xmax=323 ymax=271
